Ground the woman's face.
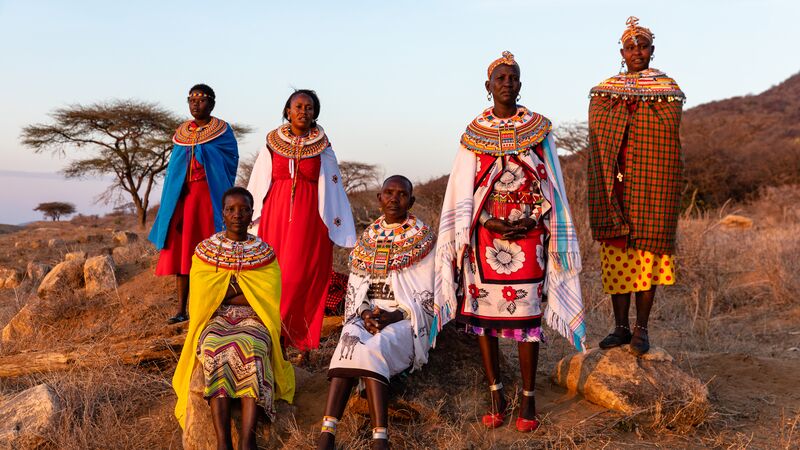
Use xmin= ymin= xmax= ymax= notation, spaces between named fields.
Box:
xmin=285 ymin=93 xmax=315 ymax=133
xmin=222 ymin=194 xmax=253 ymax=236
xmin=620 ymin=37 xmax=654 ymax=73
xmin=486 ymin=64 xmax=521 ymax=106
xmin=377 ymin=177 xmax=414 ymax=223
xmin=187 ymin=90 xmax=214 ymax=121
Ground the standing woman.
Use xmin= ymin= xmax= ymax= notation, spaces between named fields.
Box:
xmin=434 ymin=52 xmax=585 ymax=433
xmin=588 ymin=17 xmax=685 ymax=355
xmin=149 ymin=84 xmax=239 ymax=324
xmin=247 ymin=89 xmax=356 ymax=351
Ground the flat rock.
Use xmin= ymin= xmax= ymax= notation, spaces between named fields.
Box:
xmin=552 ymin=346 xmax=710 ymax=424
xmin=47 ymin=238 xmax=65 ymax=248
xmin=718 ymin=214 xmax=753 ymax=229
xmin=84 ymin=255 xmax=116 ymax=296
xmin=0 ymin=384 xmax=61 ymax=449
xmin=37 ymin=259 xmax=84 ymax=299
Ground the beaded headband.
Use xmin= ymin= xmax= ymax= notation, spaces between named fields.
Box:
xmin=188 ymin=91 xmax=214 ymax=100
xmin=619 ymin=16 xmax=654 ymax=46
xmin=487 ymin=51 xmax=519 ymax=79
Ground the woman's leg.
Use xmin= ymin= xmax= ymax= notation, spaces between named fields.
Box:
xmin=316 ymin=377 xmax=355 ymax=450
xmin=631 ymin=286 xmax=657 ymax=354
xmin=176 ymin=274 xmax=189 ymax=317
xmin=364 ymin=378 xmax=389 ymax=450
xmin=600 ymin=293 xmax=632 ymax=348
xmin=239 ymin=398 xmax=258 ymax=450
xmin=210 ymin=397 xmax=234 ymax=450
xmin=518 ymin=341 xmax=539 ymax=419
xmin=477 ymin=335 xmax=506 ymax=412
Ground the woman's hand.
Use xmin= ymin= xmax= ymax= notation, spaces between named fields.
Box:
xmin=361 ymin=307 xmax=404 ymax=334
xmin=484 ymin=218 xmax=528 ymax=241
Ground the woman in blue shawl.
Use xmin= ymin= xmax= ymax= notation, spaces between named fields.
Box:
xmin=148 ymin=84 xmax=239 ymax=324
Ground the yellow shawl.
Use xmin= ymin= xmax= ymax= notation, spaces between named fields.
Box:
xmin=172 ymin=255 xmax=295 ymax=428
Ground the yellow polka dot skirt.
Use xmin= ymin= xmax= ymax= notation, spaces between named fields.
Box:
xmin=600 ymin=244 xmax=675 ymax=294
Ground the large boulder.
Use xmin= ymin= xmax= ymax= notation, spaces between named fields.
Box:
xmin=64 ymin=251 xmax=87 ymax=263
xmin=182 ymin=362 xmax=274 ymax=450
xmin=552 ymin=346 xmax=710 ymax=428
xmin=84 ymin=255 xmax=116 ymax=296
xmin=37 ymin=259 xmax=84 ymax=299
xmin=0 ymin=384 xmax=61 ymax=449
xmin=0 ymin=297 xmax=56 ymax=345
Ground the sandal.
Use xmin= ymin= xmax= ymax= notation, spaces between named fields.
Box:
xmin=598 ymin=325 xmax=632 ymax=349
xmin=515 ymin=389 xmax=540 ymax=432
xmin=167 ymin=313 xmax=188 ymax=325
xmin=482 ymin=382 xmax=506 ymax=428
xmin=630 ymin=325 xmax=650 ymax=356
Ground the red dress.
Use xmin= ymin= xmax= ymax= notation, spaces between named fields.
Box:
xmin=258 ymin=152 xmax=333 ymax=350
xmin=155 ymin=156 xmax=216 ymax=276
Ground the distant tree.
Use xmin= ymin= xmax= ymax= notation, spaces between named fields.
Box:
xmin=34 ymin=202 xmax=76 ymax=221
xmin=20 ymin=100 xmax=252 ymax=229
xmin=554 ymin=121 xmax=590 ymax=159
xmin=339 ymin=161 xmax=381 ymax=194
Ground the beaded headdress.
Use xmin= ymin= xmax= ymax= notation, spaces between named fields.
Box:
xmin=487 ymin=51 xmax=519 ymax=79
xmin=619 ymin=16 xmax=654 ymax=46
xmin=188 ymin=91 xmax=214 ymax=100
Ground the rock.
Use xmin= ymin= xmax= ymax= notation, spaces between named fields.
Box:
xmin=64 ymin=251 xmax=87 ymax=263
xmin=0 ymin=268 xmax=22 ymax=290
xmin=14 ymin=242 xmax=24 ymax=249
xmin=84 ymin=255 xmax=117 ymax=296
xmin=112 ymin=246 xmax=136 ymax=264
xmin=37 ymin=259 xmax=84 ymax=299
xmin=29 ymin=240 xmax=44 ymax=249
xmin=112 ymin=231 xmax=138 ymax=245
xmin=1 ymin=302 xmax=37 ymax=344
xmin=47 ymin=238 xmax=65 ymax=248
xmin=718 ymin=214 xmax=753 ymax=229
xmin=26 ymin=262 xmax=52 ymax=281
xmin=77 ymin=234 xmax=104 ymax=244
xmin=552 ymin=346 xmax=710 ymax=426
xmin=183 ymin=362 xmax=273 ymax=450
xmin=0 ymin=384 xmax=61 ymax=449
xmin=321 ymin=316 xmax=343 ymax=338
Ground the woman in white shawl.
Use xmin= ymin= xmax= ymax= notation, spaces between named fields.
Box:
xmin=317 ymin=176 xmax=435 ymax=450
xmin=246 ymin=89 xmax=356 ymax=352
xmin=433 ymin=51 xmax=586 ymax=433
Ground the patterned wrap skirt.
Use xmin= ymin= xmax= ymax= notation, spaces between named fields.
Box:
xmin=600 ymin=244 xmax=675 ymax=294
xmin=197 ymin=305 xmax=276 ymax=420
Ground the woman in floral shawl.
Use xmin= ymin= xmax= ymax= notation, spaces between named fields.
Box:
xmin=434 ymin=51 xmax=585 ymax=433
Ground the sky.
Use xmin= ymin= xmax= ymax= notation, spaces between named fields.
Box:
xmin=1 ymin=0 xmax=799 ymax=224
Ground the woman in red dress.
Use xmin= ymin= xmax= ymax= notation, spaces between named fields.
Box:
xmin=247 ymin=90 xmax=355 ymax=351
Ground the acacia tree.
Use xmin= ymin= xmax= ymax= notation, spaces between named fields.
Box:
xmin=34 ymin=202 xmax=76 ymax=221
xmin=21 ymin=100 xmax=182 ymax=229
xmin=339 ymin=161 xmax=381 ymax=193
xmin=554 ymin=121 xmax=590 ymax=159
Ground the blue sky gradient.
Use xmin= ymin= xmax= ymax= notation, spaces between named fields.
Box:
xmin=1 ymin=0 xmax=798 ymax=223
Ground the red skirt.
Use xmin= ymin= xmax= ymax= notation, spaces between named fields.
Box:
xmin=258 ymin=176 xmax=332 ymax=351
xmin=155 ymin=180 xmax=215 ymax=276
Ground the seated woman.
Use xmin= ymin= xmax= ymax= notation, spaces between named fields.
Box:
xmin=172 ymin=187 xmax=295 ymax=450
xmin=316 ymin=176 xmax=436 ymax=450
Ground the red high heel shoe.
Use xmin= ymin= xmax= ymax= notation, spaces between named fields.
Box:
xmin=482 ymin=382 xmax=506 ymax=428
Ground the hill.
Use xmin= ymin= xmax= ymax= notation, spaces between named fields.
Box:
xmin=681 ymin=72 xmax=800 ymax=205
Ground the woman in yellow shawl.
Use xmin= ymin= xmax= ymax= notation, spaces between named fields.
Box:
xmin=172 ymin=186 xmax=295 ymax=450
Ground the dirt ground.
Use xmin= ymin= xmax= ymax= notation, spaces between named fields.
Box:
xmin=1 ymin=190 xmax=799 ymax=449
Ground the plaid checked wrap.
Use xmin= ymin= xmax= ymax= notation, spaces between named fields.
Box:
xmin=587 ymin=94 xmax=684 ymax=255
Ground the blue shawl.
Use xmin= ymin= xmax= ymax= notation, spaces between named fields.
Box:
xmin=148 ymin=125 xmax=238 ymax=250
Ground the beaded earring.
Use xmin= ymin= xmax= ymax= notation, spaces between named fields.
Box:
xmin=516 ymin=94 xmax=521 ymax=102
xmin=650 ymin=54 xmax=655 ymax=61
xmin=620 ymin=59 xmax=627 ymax=73
xmin=487 ymin=92 xmax=493 ymax=101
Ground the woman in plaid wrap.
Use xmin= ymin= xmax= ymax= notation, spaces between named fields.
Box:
xmin=587 ymin=17 xmax=685 ymax=356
